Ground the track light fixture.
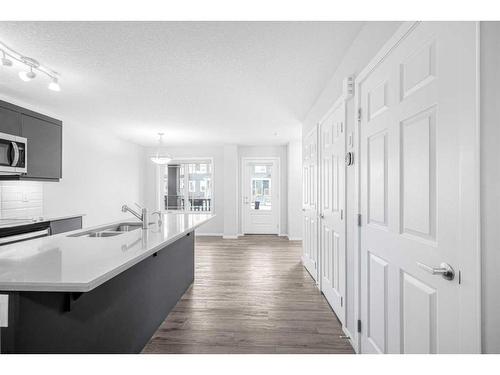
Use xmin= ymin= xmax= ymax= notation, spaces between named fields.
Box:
xmin=0 ymin=41 xmax=61 ymax=92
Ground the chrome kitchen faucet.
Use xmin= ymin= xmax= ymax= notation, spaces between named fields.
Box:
xmin=121 ymin=203 xmax=149 ymax=230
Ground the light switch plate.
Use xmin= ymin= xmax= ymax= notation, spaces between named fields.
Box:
xmin=0 ymin=294 xmax=8 ymax=327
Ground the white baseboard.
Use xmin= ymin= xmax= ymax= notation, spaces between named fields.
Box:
xmin=287 ymin=237 xmax=302 ymax=241
xmin=342 ymin=326 xmax=358 ymax=353
xmin=195 ymin=232 xmax=223 ymax=237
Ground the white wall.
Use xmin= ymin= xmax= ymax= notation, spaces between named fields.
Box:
xmin=301 ymin=21 xmax=402 ymax=339
xmin=287 ymin=141 xmax=302 ymax=240
xmin=144 ymin=144 xmax=295 ymax=237
xmin=480 ymin=21 xmax=500 ymax=354
xmin=302 ymin=21 xmax=402 ymax=136
xmin=42 ymin=121 xmax=146 ymax=227
xmin=238 ymin=145 xmax=288 ymax=235
xmin=223 ymin=145 xmax=239 ymax=238
xmin=0 ymin=94 xmax=147 ymax=228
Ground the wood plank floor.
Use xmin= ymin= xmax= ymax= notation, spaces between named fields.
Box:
xmin=142 ymin=235 xmax=354 ymax=354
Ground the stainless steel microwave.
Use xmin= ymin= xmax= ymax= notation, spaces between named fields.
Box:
xmin=0 ymin=131 xmax=27 ymax=174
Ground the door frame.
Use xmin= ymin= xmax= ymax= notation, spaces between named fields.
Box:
xmin=352 ymin=21 xmax=481 ymax=353
xmin=240 ymin=157 xmax=281 ymax=235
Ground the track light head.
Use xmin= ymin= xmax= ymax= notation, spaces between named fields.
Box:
xmin=19 ymin=67 xmax=36 ymax=82
xmin=1 ymin=51 xmax=12 ymax=67
xmin=48 ymin=77 xmax=61 ymax=92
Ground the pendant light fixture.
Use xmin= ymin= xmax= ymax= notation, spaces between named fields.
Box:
xmin=150 ymin=133 xmax=172 ymax=165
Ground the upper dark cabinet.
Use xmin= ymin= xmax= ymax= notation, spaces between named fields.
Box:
xmin=0 ymin=100 xmax=62 ymax=181
xmin=21 ymin=114 xmax=62 ymax=180
xmin=0 ymin=105 xmax=22 ymax=136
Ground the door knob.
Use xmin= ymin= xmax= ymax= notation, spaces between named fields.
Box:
xmin=417 ymin=262 xmax=455 ymax=281
xmin=345 ymin=152 xmax=354 ymax=166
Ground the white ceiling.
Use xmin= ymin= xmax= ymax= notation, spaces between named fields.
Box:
xmin=0 ymin=22 xmax=364 ymax=146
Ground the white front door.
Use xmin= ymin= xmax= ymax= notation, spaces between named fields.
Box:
xmin=242 ymin=158 xmax=279 ymax=234
xmin=319 ymin=99 xmax=346 ymax=324
xmin=358 ymin=22 xmax=479 ymax=353
xmin=302 ymin=126 xmax=319 ymax=281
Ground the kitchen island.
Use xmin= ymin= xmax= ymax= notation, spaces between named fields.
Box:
xmin=0 ymin=213 xmax=213 ymax=353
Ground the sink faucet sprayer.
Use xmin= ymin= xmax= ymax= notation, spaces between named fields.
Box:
xmin=121 ymin=203 xmax=149 ymax=229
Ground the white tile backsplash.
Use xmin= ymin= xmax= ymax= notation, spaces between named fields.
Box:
xmin=0 ymin=182 xmax=43 ymax=219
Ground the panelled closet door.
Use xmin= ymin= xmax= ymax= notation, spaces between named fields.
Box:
xmin=358 ymin=22 xmax=478 ymax=353
xmin=302 ymin=125 xmax=319 ymax=282
xmin=319 ymin=100 xmax=346 ymax=325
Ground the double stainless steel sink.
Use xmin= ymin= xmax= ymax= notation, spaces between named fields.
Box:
xmin=68 ymin=222 xmax=152 ymax=238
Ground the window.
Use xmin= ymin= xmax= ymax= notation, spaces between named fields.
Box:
xmin=250 ymin=164 xmax=273 ymax=210
xmin=189 ymin=180 xmax=196 ymax=193
xmin=160 ymin=159 xmax=213 ymax=213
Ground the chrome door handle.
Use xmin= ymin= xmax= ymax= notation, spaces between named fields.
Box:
xmin=417 ymin=262 xmax=455 ymax=281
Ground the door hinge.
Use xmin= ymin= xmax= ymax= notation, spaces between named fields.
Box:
xmin=357 ymin=214 xmax=362 ymax=227
xmin=357 ymin=108 xmax=362 ymax=123
xmin=340 ymin=296 xmax=343 ymax=307
xmin=357 ymin=319 xmax=362 ymax=333
xmin=340 ymin=209 xmax=344 ymax=220
xmin=340 ymin=122 xmax=344 ymax=133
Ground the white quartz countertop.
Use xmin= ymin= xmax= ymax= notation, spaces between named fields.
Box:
xmin=0 ymin=213 xmax=214 ymax=292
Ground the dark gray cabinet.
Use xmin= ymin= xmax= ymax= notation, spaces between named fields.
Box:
xmin=0 ymin=100 xmax=62 ymax=181
xmin=50 ymin=216 xmax=83 ymax=235
xmin=0 ymin=105 xmax=21 ymax=136
xmin=21 ymin=114 xmax=62 ymax=180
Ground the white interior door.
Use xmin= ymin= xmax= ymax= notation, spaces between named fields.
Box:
xmin=242 ymin=159 xmax=279 ymax=234
xmin=302 ymin=126 xmax=319 ymax=281
xmin=358 ymin=22 xmax=479 ymax=353
xmin=319 ymin=99 xmax=346 ymax=324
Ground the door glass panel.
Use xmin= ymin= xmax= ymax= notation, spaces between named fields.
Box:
xmin=186 ymin=162 xmax=212 ymax=212
xmin=250 ymin=164 xmax=272 ymax=210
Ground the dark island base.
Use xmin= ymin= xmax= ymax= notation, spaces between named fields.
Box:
xmin=0 ymin=232 xmax=194 ymax=354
